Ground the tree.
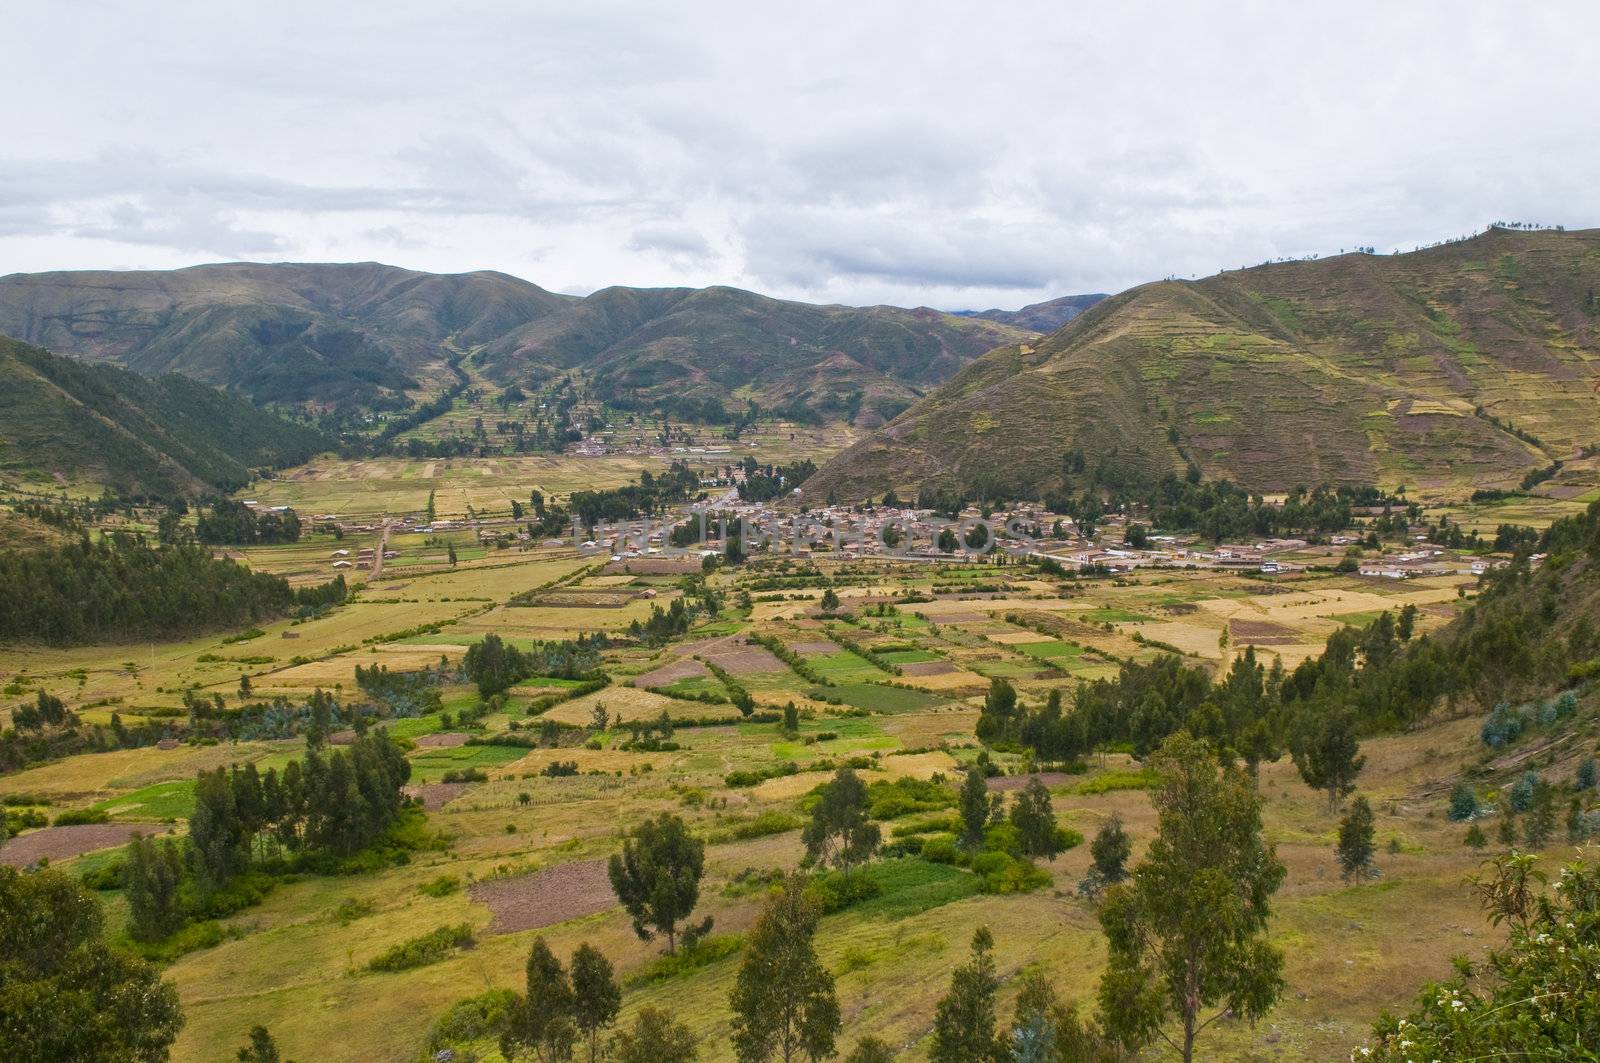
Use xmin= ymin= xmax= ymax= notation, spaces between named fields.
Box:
xmin=802 ymin=768 xmax=881 ymax=880
xmin=977 ymin=678 xmax=1018 ymax=744
xmin=125 ymin=833 xmax=185 ymax=941
xmin=447 ymin=541 xmax=458 ymax=566
xmin=239 ymin=673 xmax=252 ymax=698
xmin=1097 ymin=732 xmax=1286 ymax=1063
xmin=1464 ymin=823 xmax=1487 ymax=849
xmin=938 ymin=527 xmax=959 ymax=553
xmin=1522 ymin=781 xmax=1557 ymax=849
xmin=958 ymin=764 xmax=996 ymax=851
xmin=1336 ymin=795 xmax=1376 ymax=881
xmin=819 ymin=588 xmax=840 ymax=612
xmin=0 ymin=865 xmax=185 ymax=1061
xmin=611 ymin=1007 xmax=697 ymax=1063
xmin=1289 ymin=704 xmax=1364 ymax=812
xmin=608 ymin=813 xmax=706 ymax=953
xmin=842 ymin=1037 xmax=894 ymax=1063
xmin=931 ymin=927 xmax=1007 ymax=1063
xmin=236 ymin=1025 xmax=285 ymax=1063
xmin=570 ymin=943 xmax=620 ymax=1063
xmin=1080 ymin=814 xmax=1132 ymax=897
xmin=1360 ymin=852 xmax=1600 ymax=1060
xmin=188 ymin=766 xmax=248 ymax=891
xmin=729 ymin=874 xmax=840 ymax=1063
xmin=1008 ymin=776 xmax=1061 ymax=859
xmin=502 ymin=937 xmax=576 ymax=1063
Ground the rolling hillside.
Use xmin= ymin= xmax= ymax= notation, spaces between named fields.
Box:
xmin=806 ymin=227 xmax=1600 ymax=501
xmin=480 ymin=285 xmax=1030 ymax=425
xmin=954 ymin=292 xmax=1107 ymax=332
xmin=0 ymin=262 xmax=576 ymax=407
xmin=0 ymin=264 xmax=1028 ymax=424
xmin=0 ymin=336 xmax=328 ymax=497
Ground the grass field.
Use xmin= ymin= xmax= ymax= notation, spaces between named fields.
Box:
xmin=0 ymin=499 xmax=1557 ymax=1063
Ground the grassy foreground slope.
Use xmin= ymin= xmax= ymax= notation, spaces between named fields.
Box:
xmin=0 ymin=336 xmax=328 ymax=496
xmin=807 ymin=227 xmax=1600 ymax=500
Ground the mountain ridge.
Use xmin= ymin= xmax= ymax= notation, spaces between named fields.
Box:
xmin=0 ymin=263 xmax=1033 ymax=423
xmin=0 ymin=335 xmax=329 ymax=498
xmin=804 ymin=227 xmax=1600 ymax=502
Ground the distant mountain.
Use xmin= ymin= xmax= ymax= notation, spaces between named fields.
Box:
xmin=0 ymin=336 xmax=328 ymax=498
xmin=806 ymin=227 xmax=1600 ymax=502
xmin=953 ymin=293 xmax=1107 ymax=332
xmin=0 ymin=262 xmax=575 ymax=407
xmin=0 ymin=263 xmax=1028 ymax=427
xmin=480 ymin=286 xmax=1030 ymax=425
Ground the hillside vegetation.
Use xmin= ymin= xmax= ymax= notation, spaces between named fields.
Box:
xmin=0 ymin=264 xmax=1028 ymax=423
xmin=953 ymin=292 xmax=1106 ymax=332
xmin=808 ymin=227 xmax=1600 ymax=501
xmin=0 ymin=336 xmax=328 ymax=497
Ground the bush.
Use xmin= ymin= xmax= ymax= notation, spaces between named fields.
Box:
xmin=424 ymin=988 xmax=519 ymax=1057
xmin=366 ymin=923 xmax=476 ymax=972
xmin=627 ymin=934 xmax=743 ymax=986
xmin=920 ymin=835 xmax=959 ymax=864
xmin=52 ymin=808 xmax=110 ymax=826
xmin=1507 ymin=770 xmax=1539 ymax=813
xmin=1447 ymin=782 xmax=1479 ymax=822
xmin=970 ymin=851 xmax=1051 ymax=894
xmin=866 ymin=777 xmax=956 ymax=819
xmin=806 ymin=869 xmax=884 ymax=914
xmin=418 ymin=874 xmax=461 ymax=898
xmin=1480 ymin=702 xmax=1527 ymax=748
xmin=440 ymin=767 xmax=489 ymax=784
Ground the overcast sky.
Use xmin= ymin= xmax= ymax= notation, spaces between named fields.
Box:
xmin=1 ymin=1 xmax=1594 ymax=310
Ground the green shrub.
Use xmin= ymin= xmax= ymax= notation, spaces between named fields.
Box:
xmin=52 ymin=808 xmax=110 ymax=826
xmin=366 ymin=923 xmax=476 ymax=972
xmin=867 ymin=777 xmax=957 ymax=819
xmin=920 ymin=835 xmax=959 ymax=864
xmin=627 ymin=934 xmax=744 ymax=986
xmin=418 ymin=874 xmax=462 ymax=898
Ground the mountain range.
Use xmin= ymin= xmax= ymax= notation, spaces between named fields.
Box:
xmin=0 ymin=264 xmax=1033 ymax=424
xmin=0 ymin=336 xmax=328 ymax=498
xmin=805 ymin=227 xmax=1600 ymax=501
xmin=953 ymin=293 xmax=1108 ymax=332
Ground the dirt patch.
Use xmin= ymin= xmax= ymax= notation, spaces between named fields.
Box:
xmin=0 ymin=823 xmax=152 ymax=867
xmin=404 ymin=782 xmax=473 ymax=811
xmin=470 ymin=858 xmax=617 ymax=934
xmin=922 ymin=611 xmax=989 ymax=624
xmin=636 ymin=659 xmax=711 ymax=687
xmin=1228 ymin=619 xmax=1300 ymax=640
xmin=986 ymin=772 xmax=1074 ymax=792
xmin=789 ymin=641 xmax=839 ymax=654
xmin=900 ymin=660 xmax=957 ymax=676
xmin=705 ymin=646 xmax=786 ymax=674
xmin=604 ymin=557 xmax=702 ymax=576
xmin=413 ymin=732 xmax=472 ymax=748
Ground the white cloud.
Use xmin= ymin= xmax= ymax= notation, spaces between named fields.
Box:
xmin=0 ymin=0 xmax=1595 ymax=308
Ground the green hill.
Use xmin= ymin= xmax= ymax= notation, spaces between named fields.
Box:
xmin=953 ymin=293 xmax=1107 ymax=332
xmin=480 ymin=285 xmax=1030 ymax=425
xmin=0 ymin=262 xmax=576 ymax=407
xmin=806 ymin=227 xmax=1600 ymax=501
xmin=0 ymin=336 xmax=328 ymax=497
xmin=0 ymin=264 xmax=1028 ymax=424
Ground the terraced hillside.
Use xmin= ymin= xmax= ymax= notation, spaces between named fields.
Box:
xmin=807 ymin=227 xmax=1600 ymax=501
xmin=0 ymin=264 xmax=1027 ymax=424
xmin=0 ymin=336 xmax=328 ymax=497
